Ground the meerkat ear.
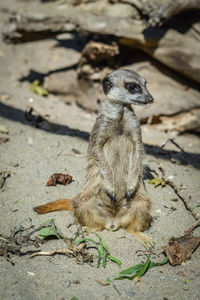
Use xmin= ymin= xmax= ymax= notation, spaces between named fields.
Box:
xmin=102 ymin=77 xmax=112 ymax=95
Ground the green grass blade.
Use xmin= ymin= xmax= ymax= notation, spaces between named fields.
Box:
xmin=118 ymin=263 xmax=144 ymax=275
xmin=102 ymin=255 xmax=107 ymax=268
xmin=72 ymin=238 xmax=97 ymax=245
xmin=95 ymin=233 xmax=111 ymax=255
xmin=131 ymin=255 xmax=151 ymax=278
xmin=97 ymin=244 xmax=104 ymax=267
xmin=108 ymin=255 xmax=122 ymax=266
xmin=149 ymin=257 xmax=169 ymax=269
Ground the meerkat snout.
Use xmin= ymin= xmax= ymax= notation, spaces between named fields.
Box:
xmin=103 ymin=69 xmax=154 ymax=105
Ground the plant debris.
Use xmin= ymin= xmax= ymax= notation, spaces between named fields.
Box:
xmin=162 ymin=219 xmax=200 ymax=265
xmin=46 ymin=173 xmax=73 ymax=186
xmin=29 ymin=80 xmax=48 ymax=97
xmin=0 ymin=137 xmax=9 ymax=144
xmin=73 ymin=233 xmax=122 ymax=268
xmin=148 ymin=177 xmax=166 ymax=187
xmin=0 ymin=224 xmax=43 ymax=264
xmin=0 ymin=220 xmax=93 ymax=265
xmin=30 ymin=234 xmax=93 ymax=264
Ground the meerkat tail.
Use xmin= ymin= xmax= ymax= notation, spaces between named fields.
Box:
xmin=34 ymin=198 xmax=73 ymax=214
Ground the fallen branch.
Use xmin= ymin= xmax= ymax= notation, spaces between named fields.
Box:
xmin=159 ymin=165 xmax=198 ymax=220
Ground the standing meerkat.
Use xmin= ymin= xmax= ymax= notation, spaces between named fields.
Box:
xmin=34 ymin=69 xmax=154 ymax=246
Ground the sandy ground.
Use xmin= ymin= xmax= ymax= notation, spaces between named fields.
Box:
xmin=0 ymin=3 xmax=200 ymax=300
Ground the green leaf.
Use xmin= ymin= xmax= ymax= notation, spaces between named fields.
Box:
xmin=132 ymin=255 xmax=151 ymax=278
xmin=44 ymin=219 xmax=54 ymax=226
xmin=148 ymin=177 xmax=165 ymax=188
xmin=38 ymin=226 xmax=60 ymax=240
xmin=106 ymin=277 xmax=112 ymax=284
xmin=118 ymin=263 xmax=144 ymax=275
xmin=116 ymin=256 xmax=151 ymax=280
xmin=29 ymin=80 xmax=48 ymax=97
xmin=108 ymin=255 xmax=122 ymax=266
xmin=149 ymin=257 xmax=168 ymax=269
xmin=108 ymin=255 xmax=168 ymax=282
xmin=185 ymin=279 xmax=190 ymax=284
xmin=38 ymin=219 xmax=61 ymax=240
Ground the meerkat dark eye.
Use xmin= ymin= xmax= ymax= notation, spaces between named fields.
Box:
xmin=102 ymin=77 xmax=112 ymax=95
xmin=125 ymin=82 xmax=142 ymax=94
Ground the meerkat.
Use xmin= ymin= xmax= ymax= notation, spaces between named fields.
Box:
xmin=34 ymin=69 xmax=154 ymax=247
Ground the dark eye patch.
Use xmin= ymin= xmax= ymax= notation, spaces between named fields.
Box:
xmin=102 ymin=77 xmax=112 ymax=95
xmin=124 ymin=82 xmax=142 ymax=94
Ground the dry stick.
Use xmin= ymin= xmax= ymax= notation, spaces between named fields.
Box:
xmin=29 ymin=248 xmax=74 ymax=258
xmin=159 ymin=138 xmax=188 ymax=157
xmin=158 ymin=139 xmax=198 ymax=219
xmin=169 ymin=139 xmax=189 ymax=158
xmin=184 ymin=219 xmax=200 ymax=235
xmin=158 ymin=165 xmax=198 ymax=220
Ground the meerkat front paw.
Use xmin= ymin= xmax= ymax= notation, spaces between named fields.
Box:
xmin=134 ymin=232 xmax=154 ymax=248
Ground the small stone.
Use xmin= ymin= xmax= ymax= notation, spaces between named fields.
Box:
xmin=0 ymin=125 xmax=9 ymax=134
xmin=9 ymin=162 xmax=19 ymax=167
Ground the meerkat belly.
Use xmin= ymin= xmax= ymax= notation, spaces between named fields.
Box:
xmin=103 ymin=134 xmax=134 ymax=196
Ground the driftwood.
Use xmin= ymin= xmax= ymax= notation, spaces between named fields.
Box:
xmin=119 ymin=0 xmax=200 ymax=26
xmin=2 ymin=1 xmax=200 ymax=83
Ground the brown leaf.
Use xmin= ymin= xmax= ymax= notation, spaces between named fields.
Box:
xmin=0 ymin=137 xmax=9 ymax=144
xmin=46 ymin=173 xmax=73 ymax=186
xmin=162 ymin=235 xmax=200 ymax=266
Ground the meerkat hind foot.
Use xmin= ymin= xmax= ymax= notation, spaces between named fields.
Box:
xmin=132 ymin=232 xmax=154 ymax=249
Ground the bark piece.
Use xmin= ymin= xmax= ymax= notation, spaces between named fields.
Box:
xmin=79 ymin=41 xmax=119 ymax=66
xmin=46 ymin=173 xmax=73 ymax=186
xmin=77 ymin=41 xmax=119 ymax=81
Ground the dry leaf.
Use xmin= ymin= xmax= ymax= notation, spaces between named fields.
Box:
xmin=46 ymin=173 xmax=73 ymax=186
xmin=162 ymin=235 xmax=200 ymax=266
xmin=148 ymin=177 xmax=165 ymax=187
xmin=0 ymin=137 xmax=9 ymax=144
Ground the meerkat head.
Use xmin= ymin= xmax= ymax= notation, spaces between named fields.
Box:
xmin=102 ymin=69 xmax=154 ymax=105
